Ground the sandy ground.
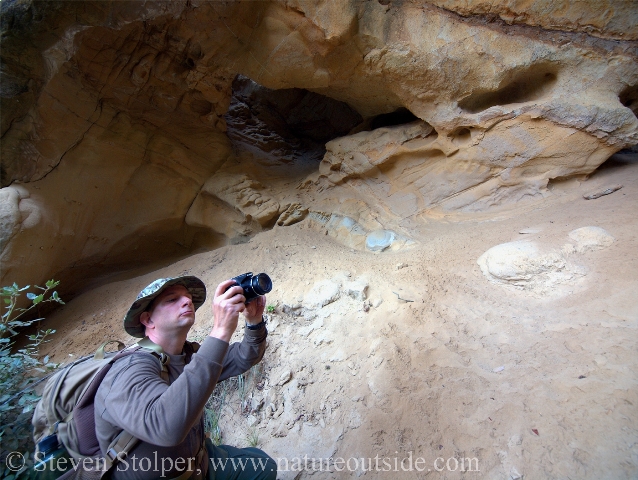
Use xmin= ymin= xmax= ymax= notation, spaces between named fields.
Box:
xmin=39 ymin=153 xmax=637 ymax=479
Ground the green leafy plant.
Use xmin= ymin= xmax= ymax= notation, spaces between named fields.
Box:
xmin=1 ymin=281 xmax=63 ymax=478
xmin=265 ymin=305 xmax=275 ymax=314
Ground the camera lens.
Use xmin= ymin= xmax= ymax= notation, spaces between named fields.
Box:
xmin=253 ymin=273 xmax=272 ymax=295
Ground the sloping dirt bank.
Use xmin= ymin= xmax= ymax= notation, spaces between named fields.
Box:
xmin=39 ymin=153 xmax=637 ymax=479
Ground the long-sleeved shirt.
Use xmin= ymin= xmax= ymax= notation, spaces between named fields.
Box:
xmin=94 ymin=326 xmax=267 ymax=479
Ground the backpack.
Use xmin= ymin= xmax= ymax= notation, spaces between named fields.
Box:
xmin=31 ymin=338 xmax=169 ymax=476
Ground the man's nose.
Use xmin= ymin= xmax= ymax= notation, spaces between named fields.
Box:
xmin=181 ymin=296 xmax=194 ymax=307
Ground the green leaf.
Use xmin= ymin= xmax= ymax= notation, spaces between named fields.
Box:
xmin=3 ymin=298 xmax=11 ymax=304
xmin=32 ymin=294 xmax=44 ymax=305
xmin=45 ymin=279 xmax=59 ymax=289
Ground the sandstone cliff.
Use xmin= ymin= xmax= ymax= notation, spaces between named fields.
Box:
xmin=1 ymin=0 xmax=637 ymax=298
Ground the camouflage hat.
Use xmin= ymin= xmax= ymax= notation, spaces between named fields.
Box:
xmin=123 ymin=276 xmax=207 ymax=338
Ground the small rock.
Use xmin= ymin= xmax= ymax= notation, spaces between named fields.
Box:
xmin=568 ymin=226 xmax=614 ymax=253
xmin=396 ymin=263 xmax=408 ymax=269
xmin=493 ymin=366 xmax=505 ymax=373
xmin=276 ymin=370 xmax=292 ymax=386
xmin=272 ymin=424 xmax=287 ymax=437
xmin=298 ymin=318 xmax=324 ymax=337
xmin=246 ymin=415 xmax=259 ymax=427
xmin=344 ymin=279 xmax=369 ymax=300
xmin=304 ymin=279 xmax=341 ymax=308
xmin=583 ymin=184 xmax=622 ymax=200
xmin=282 ymin=304 xmax=302 ymax=316
xmin=251 ymin=397 xmax=264 ymax=413
xmin=366 ymin=230 xmax=395 ymax=252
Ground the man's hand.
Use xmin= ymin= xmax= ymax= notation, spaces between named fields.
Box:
xmin=210 ymin=279 xmax=246 ymax=343
xmin=244 ymin=295 xmax=266 ymax=325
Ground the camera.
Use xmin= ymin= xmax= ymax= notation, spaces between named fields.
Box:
xmin=230 ymin=272 xmax=272 ymax=302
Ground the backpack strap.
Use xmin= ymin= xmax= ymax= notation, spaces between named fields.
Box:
xmin=135 ymin=337 xmax=170 ymax=382
xmin=93 ymin=340 xmax=126 ymax=360
xmin=103 ymin=430 xmax=138 ymax=470
xmin=70 ymin=340 xmax=170 ymax=460
xmin=96 ymin=338 xmax=171 ymax=466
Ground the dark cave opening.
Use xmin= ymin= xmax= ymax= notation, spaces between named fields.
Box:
xmin=368 ymin=108 xmax=419 ymax=130
xmin=619 ymin=84 xmax=638 ymax=119
xmin=224 ymin=75 xmax=362 ymax=164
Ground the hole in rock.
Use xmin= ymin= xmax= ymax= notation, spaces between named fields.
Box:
xmin=369 ymin=107 xmax=419 ymax=130
xmin=449 ymin=127 xmax=473 ymax=147
xmin=459 ymin=68 xmax=558 ymax=113
xmin=619 ymin=84 xmax=638 ymax=118
xmin=224 ymin=75 xmax=362 ymax=167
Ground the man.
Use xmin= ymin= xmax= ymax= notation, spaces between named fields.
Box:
xmin=94 ymin=275 xmax=277 ymax=479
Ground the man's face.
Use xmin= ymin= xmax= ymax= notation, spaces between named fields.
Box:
xmin=143 ymin=285 xmax=196 ymax=334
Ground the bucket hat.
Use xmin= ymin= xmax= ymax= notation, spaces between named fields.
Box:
xmin=123 ymin=276 xmax=206 ymax=337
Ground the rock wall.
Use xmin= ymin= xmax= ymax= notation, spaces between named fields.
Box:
xmin=1 ymin=0 xmax=637 ymax=294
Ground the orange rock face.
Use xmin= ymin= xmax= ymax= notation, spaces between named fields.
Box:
xmin=1 ymin=0 xmax=636 ymax=294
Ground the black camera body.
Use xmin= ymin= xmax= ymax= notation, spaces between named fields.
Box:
xmin=230 ymin=272 xmax=272 ymax=302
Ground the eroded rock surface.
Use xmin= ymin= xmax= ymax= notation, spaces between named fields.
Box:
xmin=1 ymin=0 xmax=637 ymax=294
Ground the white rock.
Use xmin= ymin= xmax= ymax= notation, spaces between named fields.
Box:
xmin=276 ymin=369 xmax=292 ymax=386
xmin=568 ymin=226 xmax=614 ymax=253
xmin=304 ymin=279 xmax=341 ymax=308
xmin=246 ymin=415 xmax=259 ymax=427
xmin=344 ymin=279 xmax=369 ymax=300
xmin=298 ymin=318 xmax=324 ymax=337
xmin=477 ymin=240 xmax=585 ymax=295
xmin=365 ymin=229 xmax=395 ymax=252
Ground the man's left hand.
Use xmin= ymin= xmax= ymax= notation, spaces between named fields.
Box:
xmin=244 ymin=295 xmax=266 ymax=325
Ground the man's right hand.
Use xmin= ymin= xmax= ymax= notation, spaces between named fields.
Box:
xmin=210 ymin=279 xmax=246 ymax=343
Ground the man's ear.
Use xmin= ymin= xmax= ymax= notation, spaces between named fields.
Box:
xmin=139 ymin=311 xmax=153 ymax=330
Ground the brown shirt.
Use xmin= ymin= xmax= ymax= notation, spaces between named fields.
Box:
xmin=94 ymin=327 xmax=267 ymax=479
